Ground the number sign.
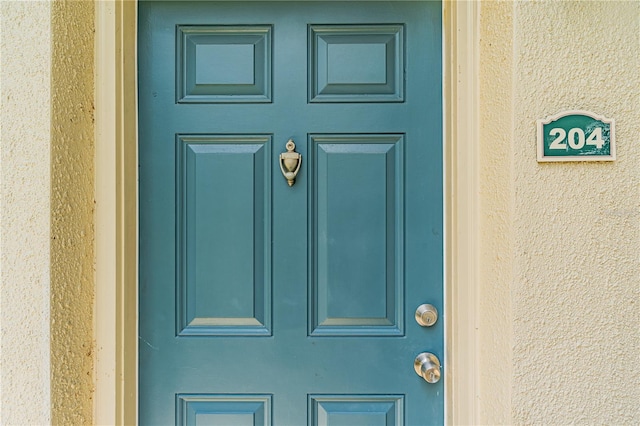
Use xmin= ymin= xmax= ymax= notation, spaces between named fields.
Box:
xmin=537 ymin=110 xmax=615 ymax=162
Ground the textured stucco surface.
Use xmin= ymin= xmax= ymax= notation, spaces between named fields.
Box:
xmin=478 ymin=2 xmax=513 ymax=424
xmin=50 ymin=0 xmax=95 ymax=424
xmin=0 ymin=1 xmax=95 ymax=424
xmin=0 ymin=2 xmax=52 ymax=424
xmin=481 ymin=1 xmax=640 ymax=424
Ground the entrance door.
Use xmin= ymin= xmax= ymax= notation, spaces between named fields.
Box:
xmin=139 ymin=1 xmax=443 ymax=424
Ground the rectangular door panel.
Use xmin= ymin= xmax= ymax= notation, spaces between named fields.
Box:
xmin=309 ymin=24 xmax=404 ymax=102
xmin=309 ymin=395 xmax=403 ymax=426
xmin=177 ymin=135 xmax=272 ymax=336
xmin=309 ymin=134 xmax=404 ymax=336
xmin=177 ymin=394 xmax=272 ymax=426
xmin=177 ymin=25 xmax=273 ymax=103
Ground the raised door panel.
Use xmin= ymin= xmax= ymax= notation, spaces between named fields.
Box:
xmin=309 ymin=24 xmax=403 ymax=102
xmin=177 ymin=395 xmax=272 ymax=426
xmin=309 ymin=134 xmax=404 ymax=336
xmin=176 ymin=135 xmax=272 ymax=336
xmin=177 ymin=25 xmax=272 ymax=103
xmin=309 ymin=395 xmax=403 ymax=426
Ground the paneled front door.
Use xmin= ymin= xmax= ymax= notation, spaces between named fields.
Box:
xmin=139 ymin=1 xmax=443 ymax=424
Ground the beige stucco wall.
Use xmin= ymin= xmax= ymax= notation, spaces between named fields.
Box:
xmin=0 ymin=0 xmax=95 ymax=424
xmin=478 ymin=2 xmax=514 ymax=423
xmin=50 ymin=0 xmax=95 ymax=424
xmin=0 ymin=2 xmax=52 ymax=424
xmin=480 ymin=1 xmax=640 ymax=424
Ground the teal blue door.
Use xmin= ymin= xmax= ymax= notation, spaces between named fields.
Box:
xmin=139 ymin=1 xmax=443 ymax=424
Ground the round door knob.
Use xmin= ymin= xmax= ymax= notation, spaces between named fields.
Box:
xmin=414 ymin=352 xmax=441 ymax=383
xmin=415 ymin=304 xmax=438 ymax=327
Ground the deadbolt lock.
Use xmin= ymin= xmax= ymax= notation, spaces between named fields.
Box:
xmin=415 ymin=303 xmax=438 ymax=327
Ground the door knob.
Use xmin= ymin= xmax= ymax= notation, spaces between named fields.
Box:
xmin=414 ymin=352 xmax=441 ymax=383
xmin=279 ymin=139 xmax=302 ymax=187
xmin=415 ymin=304 xmax=438 ymax=327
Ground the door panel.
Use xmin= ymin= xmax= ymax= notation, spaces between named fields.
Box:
xmin=309 ymin=395 xmax=403 ymax=426
xmin=176 ymin=135 xmax=272 ymax=336
xmin=139 ymin=1 xmax=443 ymax=424
xmin=309 ymin=135 xmax=404 ymax=337
xmin=308 ymin=24 xmax=404 ymax=102
xmin=177 ymin=25 xmax=272 ymax=103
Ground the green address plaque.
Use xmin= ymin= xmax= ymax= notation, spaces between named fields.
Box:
xmin=537 ymin=110 xmax=616 ymax=162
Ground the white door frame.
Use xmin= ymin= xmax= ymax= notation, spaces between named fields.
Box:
xmin=94 ymin=1 xmax=480 ymax=424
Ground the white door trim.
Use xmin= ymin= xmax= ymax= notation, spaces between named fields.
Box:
xmin=95 ymin=1 xmax=138 ymax=424
xmin=94 ymin=1 xmax=480 ymax=424
xmin=443 ymin=1 xmax=480 ymax=424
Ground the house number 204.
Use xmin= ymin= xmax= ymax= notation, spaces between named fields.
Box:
xmin=537 ymin=111 xmax=615 ymax=162
xmin=548 ymin=127 xmax=604 ymax=150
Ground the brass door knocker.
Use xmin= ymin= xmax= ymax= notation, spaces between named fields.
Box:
xmin=279 ymin=139 xmax=302 ymax=187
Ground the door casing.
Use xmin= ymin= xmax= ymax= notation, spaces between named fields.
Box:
xmin=94 ymin=1 xmax=480 ymax=424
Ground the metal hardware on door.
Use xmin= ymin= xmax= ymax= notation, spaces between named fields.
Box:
xmin=414 ymin=352 xmax=441 ymax=384
xmin=415 ymin=304 xmax=438 ymax=327
xmin=279 ymin=139 xmax=302 ymax=187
